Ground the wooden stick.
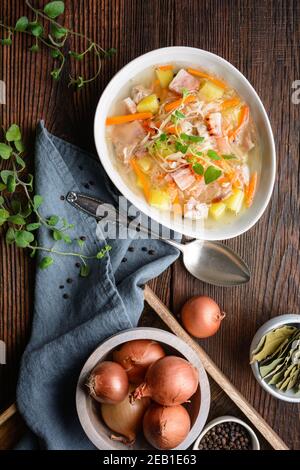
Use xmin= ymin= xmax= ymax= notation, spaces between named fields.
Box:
xmin=144 ymin=285 xmax=289 ymax=451
xmin=0 ymin=403 xmax=17 ymax=427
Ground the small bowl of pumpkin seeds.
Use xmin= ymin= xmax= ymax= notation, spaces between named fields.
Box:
xmin=250 ymin=314 xmax=300 ymax=403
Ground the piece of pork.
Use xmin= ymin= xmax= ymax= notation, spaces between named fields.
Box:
xmin=111 ymin=121 xmax=146 ymax=162
xmin=131 ymin=85 xmax=152 ymax=104
xmin=190 ymin=179 xmax=232 ymax=203
xmin=169 ymin=69 xmax=199 ymax=95
xmin=205 ymin=112 xmax=223 ymax=137
xmin=215 ymin=136 xmax=231 ymax=154
xmin=171 ymin=167 xmax=196 ymax=191
xmin=123 ymin=97 xmax=137 ymax=114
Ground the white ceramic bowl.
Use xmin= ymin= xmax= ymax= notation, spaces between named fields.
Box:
xmin=193 ymin=415 xmax=260 ymax=450
xmin=76 ymin=328 xmax=211 ymax=450
xmin=94 ymin=47 xmax=276 ymax=240
xmin=250 ymin=314 xmax=300 ymax=403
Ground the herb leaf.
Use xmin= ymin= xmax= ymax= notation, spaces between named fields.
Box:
xmin=39 ymin=256 xmax=54 ymax=269
xmin=8 ymin=214 xmax=26 ymax=225
xmin=204 ymin=166 xmax=222 ymax=184
xmin=48 ymin=215 xmax=59 ymax=226
xmin=50 ymin=24 xmax=68 ymax=39
xmin=159 ymin=133 xmax=167 ymax=141
xmin=28 ymin=22 xmax=44 ymax=37
xmin=222 ymin=154 xmax=237 ymax=160
xmin=207 ymin=149 xmax=221 ymax=160
xmin=0 ymin=143 xmax=12 ymax=159
xmin=15 ymin=230 xmax=34 ymax=248
xmin=6 ymin=124 xmax=21 ymax=142
xmin=192 ymin=163 xmax=204 ymax=176
xmin=80 ymin=264 xmax=90 ymax=277
xmin=33 ymin=195 xmax=43 ymax=210
xmin=6 ymin=174 xmax=16 ymax=193
xmin=175 ymin=141 xmax=188 ymax=154
xmin=15 ymin=17 xmax=29 ymax=32
xmin=180 ymin=133 xmax=204 ymax=143
xmin=44 ymin=1 xmax=65 ymax=19
xmin=26 ymin=222 xmax=41 ymax=231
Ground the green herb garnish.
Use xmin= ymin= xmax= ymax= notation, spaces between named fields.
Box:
xmin=175 ymin=141 xmax=188 ymax=154
xmin=222 ymin=154 xmax=237 ymax=160
xmin=204 ymin=166 xmax=222 ymax=184
xmin=0 ymin=124 xmax=111 ymax=276
xmin=192 ymin=163 xmax=204 ymax=176
xmin=207 ymin=149 xmax=221 ymax=160
xmin=181 ymin=87 xmax=190 ymax=98
xmin=180 ymin=133 xmax=204 ymax=143
xmin=0 ymin=1 xmax=115 ymax=88
xmin=159 ymin=133 xmax=167 ymax=141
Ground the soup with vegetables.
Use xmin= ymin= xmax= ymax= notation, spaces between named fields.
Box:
xmin=106 ymin=65 xmax=260 ymax=224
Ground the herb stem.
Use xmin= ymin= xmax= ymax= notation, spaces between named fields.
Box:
xmin=28 ymin=244 xmax=99 ymax=260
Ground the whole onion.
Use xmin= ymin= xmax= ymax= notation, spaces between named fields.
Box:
xmin=101 ymin=385 xmax=151 ymax=445
xmin=181 ymin=296 xmax=226 ymax=338
xmin=113 ymin=339 xmax=166 ymax=384
xmin=143 ymin=403 xmax=191 ymax=449
xmin=131 ymin=356 xmax=198 ymax=406
xmin=87 ymin=361 xmax=129 ymax=404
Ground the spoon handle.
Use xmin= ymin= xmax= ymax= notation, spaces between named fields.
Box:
xmin=66 ymin=191 xmax=183 ymax=249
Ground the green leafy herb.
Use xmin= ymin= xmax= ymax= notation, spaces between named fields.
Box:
xmin=175 ymin=141 xmax=188 ymax=154
xmin=39 ymin=256 xmax=54 ymax=269
xmin=222 ymin=154 xmax=237 ymax=160
xmin=174 ymin=110 xmax=186 ymax=119
xmin=159 ymin=133 xmax=167 ymax=141
xmin=0 ymin=124 xmax=112 ymax=276
xmin=15 ymin=16 xmax=29 ymax=32
xmin=0 ymin=0 xmax=115 ymax=89
xmin=181 ymin=87 xmax=190 ymax=98
xmin=6 ymin=124 xmax=21 ymax=142
xmin=80 ymin=264 xmax=90 ymax=277
xmin=192 ymin=163 xmax=204 ymax=176
xmin=0 ymin=143 xmax=12 ymax=159
xmin=204 ymin=166 xmax=222 ymax=184
xmin=180 ymin=133 xmax=204 ymax=143
xmin=44 ymin=1 xmax=65 ymax=19
xmin=207 ymin=149 xmax=221 ymax=160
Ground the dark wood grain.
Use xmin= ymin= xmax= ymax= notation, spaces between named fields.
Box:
xmin=0 ymin=0 xmax=299 ymax=449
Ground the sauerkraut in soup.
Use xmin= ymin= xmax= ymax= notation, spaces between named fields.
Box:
xmin=106 ymin=65 xmax=260 ymax=223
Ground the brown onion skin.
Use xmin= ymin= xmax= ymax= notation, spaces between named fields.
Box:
xmin=181 ymin=296 xmax=225 ymax=339
xmin=143 ymin=404 xmax=191 ymax=449
xmin=131 ymin=356 xmax=198 ymax=406
xmin=87 ymin=361 xmax=129 ymax=404
xmin=113 ymin=339 xmax=166 ymax=384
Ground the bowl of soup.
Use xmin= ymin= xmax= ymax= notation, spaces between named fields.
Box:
xmin=94 ymin=47 xmax=276 ymax=240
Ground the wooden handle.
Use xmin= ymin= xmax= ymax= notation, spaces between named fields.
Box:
xmin=0 ymin=403 xmax=17 ymax=427
xmin=144 ymin=285 xmax=289 ymax=451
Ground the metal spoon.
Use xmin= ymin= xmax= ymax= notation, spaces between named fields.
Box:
xmin=67 ymin=192 xmax=250 ymax=287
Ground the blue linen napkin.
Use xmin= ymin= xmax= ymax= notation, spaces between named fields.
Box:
xmin=15 ymin=122 xmax=179 ymax=450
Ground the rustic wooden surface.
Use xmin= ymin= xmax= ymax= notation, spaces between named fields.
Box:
xmin=0 ymin=0 xmax=299 ymax=449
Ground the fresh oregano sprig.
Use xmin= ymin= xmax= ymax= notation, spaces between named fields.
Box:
xmin=0 ymin=124 xmax=111 ymax=276
xmin=0 ymin=1 xmax=116 ymax=88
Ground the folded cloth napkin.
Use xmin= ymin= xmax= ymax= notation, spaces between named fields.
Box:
xmin=15 ymin=122 xmax=179 ymax=450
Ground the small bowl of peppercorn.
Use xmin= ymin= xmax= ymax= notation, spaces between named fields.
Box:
xmin=192 ymin=415 xmax=260 ymax=450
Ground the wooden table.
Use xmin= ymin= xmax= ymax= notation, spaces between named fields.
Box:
xmin=0 ymin=0 xmax=299 ymax=449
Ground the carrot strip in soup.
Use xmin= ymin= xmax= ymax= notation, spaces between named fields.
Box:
xmin=130 ymin=159 xmax=151 ymax=201
xmin=187 ymin=68 xmax=227 ymax=89
xmin=245 ymin=172 xmax=258 ymax=207
xmin=106 ymin=112 xmax=153 ymax=126
xmin=165 ymin=95 xmax=196 ymax=112
xmin=221 ymin=97 xmax=240 ymax=110
xmin=165 ymin=125 xmax=178 ymax=135
xmin=228 ymin=105 xmax=249 ymax=140
xmin=157 ymin=65 xmax=173 ymax=71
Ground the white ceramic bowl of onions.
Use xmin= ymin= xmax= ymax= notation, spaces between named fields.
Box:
xmin=94 ymin=46 xmax=276 ymax=241
xmin=76 ymin=327 xmax=211 ymax=450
